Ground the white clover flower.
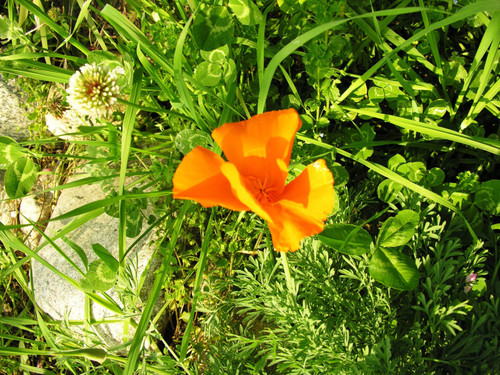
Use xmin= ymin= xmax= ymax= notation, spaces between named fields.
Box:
xmin=67 ymin=63 xmax=122 ymax=118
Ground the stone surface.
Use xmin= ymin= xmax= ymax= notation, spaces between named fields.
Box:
xmin=32 ymin=174 xmax=163 ymax=349
xmin=19 ymin=173 xmax=55 ymax=248
xmin=45 ymin=110 xmax=85 ymax=141
xmin=0 ymin=74 xmax=30 ymax=141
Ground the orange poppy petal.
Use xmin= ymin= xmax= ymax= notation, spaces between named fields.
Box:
xmin=172 ymin=146 xmax=249 ymax=211
xmin=267 ymin=159 xmax=335 ymax=252
xmin=219 ymin=162 xmax=274 ymax=223
xmin=212 ymin=109 xmax=301 ymax=179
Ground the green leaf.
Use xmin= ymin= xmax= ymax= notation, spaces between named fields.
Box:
xmin=87 ymin=51 xmax=122 ymax=77
xmin=194 ymin=61 xmax=222 ymax=86
xmin=126 ymin=208 xmax=143 ymax=238
xmin=425 ymin=99 xmax=448 ymax=120
xmin=397 ymin=162 xmax=426 ymax=183
xmin=91 ymin=244 xmax=119 ymax=273
xmin=377 ymin=179 xmax=403 ymax=203
xmin=426 ymin=167 xmax=445 ymax=187
xmin=4 ymin=158 xmax=38 ymax=198
xmin=369 ymin=247 xmax=419 ymax=290
xmin=368 ymin=86 xmax=385 ymax=102
xmin=192 ymin=6 xmax=234 ymax=51
xmin=200 ymin=46 xmax=228 ymax=63
xmin=79 ymin=260 xmax=117 ymax=293
xmin=330 ymin=162 xmax=349 ymax=188
xmin=474 ymin=179 xmax=500 ymax=215
xmin=87 ymin=50 xmax=120 ymax=65
xmin=175 ymin=129 xmax=212 ymax=155
xmin=378 ymin=210 xmax=419 ymax=247
xmin=0 ymin=136 xmax=26 ymax=169
xmin=387 ymin=154 xmax=406 ymax=171
xmin=317 ymin=223 xmax=372 ymax=255
xmin=0 ymin=15 xmax=24 ymax=41
xmin=228 ymin=0 xmax=263 ymax=26
xmin=223 ymin=58 xmax=237 ymax=84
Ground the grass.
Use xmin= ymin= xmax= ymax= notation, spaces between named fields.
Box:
xmin=0 ymin=0 xmax=499 ymax=373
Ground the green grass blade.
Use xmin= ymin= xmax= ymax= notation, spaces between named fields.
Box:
xmin=0 ymin=223 xmax=123 ymax=314
xmin=337 ymin=2 xmax=500 ymax=105
xmin=0 ymin=51 xmax=86 ymax=64
xmin=14 ymin=0 xmax=89 ymax=55
xmin=123 ymin=201 xmax=192 ymax=375
xmin=345 ymin=107 xmax=500 ymax=155
xmin=257 ymin=7 xmax=428 ymax=113
xmin=296 ymin=134 xmax=478 ymax=242
xmin=455 ymin=11 xmax=500 ymax=114
xmin=118 ymin=69 xmax=143 ymax=264
xmin=461 ymin=12 xmax=500 ymax=130
xmin=56 ymin=0 xmax=92 ymax=50
xmin=137 ymin=44 xmax=178 ymax=101
xmin=179 ymin=207 xmax=214 ymax=362
xmin=100 ymin=5 xmax=173 ymax=74
xmin=419 ymin=0 xmax=451 ymax=107
xmin=173 ymin=12 xmax=206 ymax=131
xmin=0 ymin=61 xmax=73 ymax=83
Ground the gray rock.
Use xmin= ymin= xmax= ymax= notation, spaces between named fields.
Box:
xmin=0 ymin=74 xmax=30 ymax=141
xmin=19 ymin=174 xmax=55 ymax=249
xmin=32 ymin=174 xmax=164 ymax=349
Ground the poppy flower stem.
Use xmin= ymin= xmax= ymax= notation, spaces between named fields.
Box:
xmin=280 ymin=252 xmax=296 ymax=298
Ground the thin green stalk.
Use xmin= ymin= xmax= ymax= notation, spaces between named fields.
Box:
xmin=179 ymin=208 xmax=215 ymax=362
xmin=123 ymin=201 xmax=192 ymax=375
xmin=280 ymin=252 xmax=296 ymax=301
xmin=118 ymin=69 xmax=143 ymax=265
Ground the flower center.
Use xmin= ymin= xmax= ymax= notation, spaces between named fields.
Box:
xmin=86 ymin=80 xmax=103 ymax=97
xmin=247 ymin=176 xmax=280 ymax=204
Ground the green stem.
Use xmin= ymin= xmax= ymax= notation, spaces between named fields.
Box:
xmin=280 ymin=252 xmax=296 ymax=299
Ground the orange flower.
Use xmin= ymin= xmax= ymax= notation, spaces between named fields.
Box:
xmin=172 ymin=109 xmax=335 ymax=252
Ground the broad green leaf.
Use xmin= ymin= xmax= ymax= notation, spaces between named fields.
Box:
xmin=228 ymin=0 xmax=263 ymax=25
xmin=397 ymin=162 xmax=426 ymax=183
xmin=378 ymin=179 xmax=403 ymax=203
xmin=425 ymin=99 xmax=447 ymax=120
xmin=87 ymin=51 xmax=122 ymax=75
xmin=200 ymin=46 xmax=228 ymax=63
xmin=474 ymin=179 xmax=500 ymax=215
xmin=126 ymin=208 xmax=143 ymax=238
xmin=87 ymin=50 xmax=120 ymax=65
xmin=175 ymin=129 xmax=212 ymax=155
xmin=378 ymin=210 xmax=419 ymax=247
xmin=0 ymin=15 xmax=24 ymax=41
xmin=79 ymin=259 xmax=117 ymax=293
xmin=352 ymin=82 xmax=368 ymax=101
xmin=194 ymin=61 xmax=222 ymax=86
xmin=387 ymin=154 xmax=406 ymax=171
xmin=223 ymin=58 xmax=237 ymax=84
xmin=91 ymin=244 xmax=119 ymax=273
xmin=369 ymin=247 xmax=419 ymax=290
xmin=4 ymin=158 xmax=38 ymax=198
xmin=317 ymin=223 xmax=372 ymax=255
xmin=426 ymin=167 xmax=445 ymax=187
xmin=192 ymin=6 xmax=234 ymax=51
xmin=330 ymin=163 xmax=349 ymax=188
xmin=0 ymin=136 xmax=25 ymax=168
xmin=368 ymin=86 xmax=385 ymax=102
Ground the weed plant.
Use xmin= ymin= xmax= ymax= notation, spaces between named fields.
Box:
xmin=0 ymin=0 xmax=499 ymax=374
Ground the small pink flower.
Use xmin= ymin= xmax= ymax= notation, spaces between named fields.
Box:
xmin=464 ymin=273 xmax=477 ymax=293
